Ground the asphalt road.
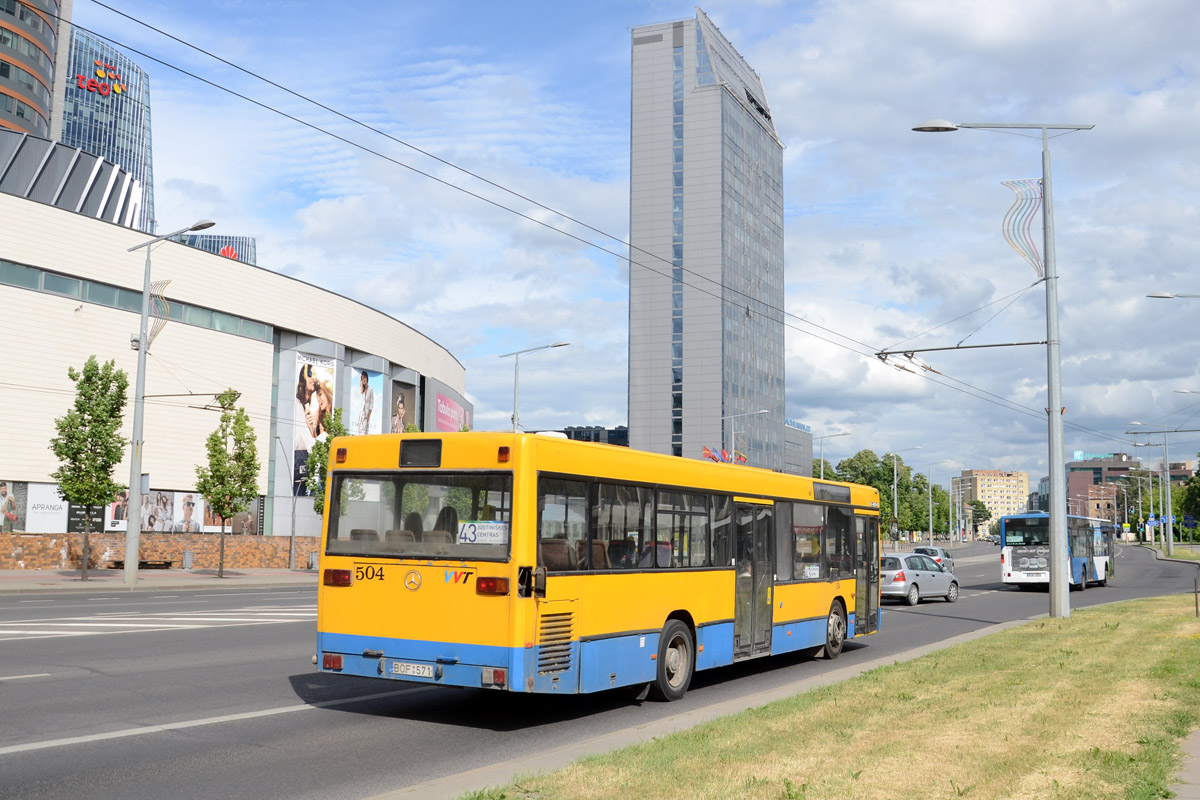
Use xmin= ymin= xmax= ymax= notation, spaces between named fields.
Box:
xmin=0 ymin=543 xmax=1195 ymax=800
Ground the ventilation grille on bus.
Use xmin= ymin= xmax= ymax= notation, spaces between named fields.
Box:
xmin=537 ymin=612 xmax=574 ymax=674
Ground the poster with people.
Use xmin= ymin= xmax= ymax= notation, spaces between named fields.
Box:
xmin=391 ymin=382 xmax=416 ymax=433
xmin=293 ymin=353 xmax=337 ymax=496
xmin=105 ymin=490 xmax=129 ymax=532
xmin=351 ymin=368 xmax=383 ymax=436
xmin=231 ymin=497 xmax=261 ymax=535
xmin=173 ymin=492 xmax=203 ymax=533
xmin=0 ymin=480 xmax=25 ymax=533
xmin=144 ymin=490 xmax=175 ymax=532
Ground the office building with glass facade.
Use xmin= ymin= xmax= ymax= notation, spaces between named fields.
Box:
xmin=178 ymin=233 xmax=258 ymax=265
xmin=0 ymin=0 xmax=57 ymax=137
xmin=57 ymin=25 xmax=153 ymax=231
xmin=628 ymin=9 xmax=785 ymax=469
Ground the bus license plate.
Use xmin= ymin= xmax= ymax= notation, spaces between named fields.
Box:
xmin=391 ymin=661 xmax=433 ymax=678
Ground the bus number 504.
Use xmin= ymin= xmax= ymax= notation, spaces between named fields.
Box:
xmin=355 ymin=565 xmax=385 ymax=581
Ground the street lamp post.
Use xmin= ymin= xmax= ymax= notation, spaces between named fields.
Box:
xmin=719 ymin=409 xmax=770 ymax=464
xmin=888 ymin=447 xmax=922 ymax=541
xmin=1128 ymin=422 xmax=1195 ymax=557
xmin=914 ymin=120 xmax=1093 ymax=618
xmin=919 ymin=461 xmax=950 ymax=544
xmin=499 ymin=342 xmax=569 ymax=432
xmin=812 ymin=431 xmax=851 ymax=479
xmin=124 ymin=219 xmax=215 ymax=588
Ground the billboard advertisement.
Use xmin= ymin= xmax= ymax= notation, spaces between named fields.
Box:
xmin=293 ymin=353 xmax=337 ymax=496
xmin=25 ymin=483 xmax=67 ymax=533
xmin=351 ymin=368 xmax=383 ymax=436
xmin=435 ymin=392 xmax=468 ymax=432
xmin=104 ymin=489 xmax=129 ymax=532
xmin=1 ymin=479 xmax=27 ymax=533
xmin=391 ymin=382 xmax=417 ymax=433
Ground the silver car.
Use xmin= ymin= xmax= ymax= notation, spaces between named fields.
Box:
xmin=912 ymin=545 xmax=955 ymax=573
xmin=881 ymin=553 xmax=959 ymax=605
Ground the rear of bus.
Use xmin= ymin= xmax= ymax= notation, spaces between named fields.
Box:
xmin=999 ymin=513 xmax=1051 ymax=587
xmin=316 ymin=433 xmax=522 ymax=692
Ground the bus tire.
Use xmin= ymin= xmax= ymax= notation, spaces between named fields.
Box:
xmin=823 ymin=602 xmax=847 ymax=659
xmin=1099 ymin=565 xmax=1109 ymax=587
xmin=1079 ymin=568 xmax=1086 ymax=591
xmin=650 ymin=619 xmax=693 ymax=702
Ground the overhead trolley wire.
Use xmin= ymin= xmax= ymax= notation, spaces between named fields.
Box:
xmin=25 ymin=1 xmax=1138 ymax=449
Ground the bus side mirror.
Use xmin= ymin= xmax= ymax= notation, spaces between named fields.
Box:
xmin=517 ymin=566 xmax=532 ymax=597
xmin=533 ymin=566 xmax=547 ymax=597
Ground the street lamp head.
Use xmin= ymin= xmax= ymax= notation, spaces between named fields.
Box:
xmin=912 ymin=119 xmax=958 ymax=133
xmin=189 ymin=219 xmax=216 ymax=232
xmin=1147 ymin=292 xmax=1175 ymax=299
xmin=550 ymin=341 xmax=570 ymax=348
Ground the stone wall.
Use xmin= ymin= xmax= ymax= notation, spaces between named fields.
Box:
xmin=1 ymin=532 xmax=320 ymax=570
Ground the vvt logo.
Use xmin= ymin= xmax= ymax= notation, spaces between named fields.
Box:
xmin=444 ymin=570 xmax=473 ymax=584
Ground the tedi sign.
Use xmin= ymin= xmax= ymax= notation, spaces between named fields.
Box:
xmin=74 ymin=60 xmax=127 ymax=96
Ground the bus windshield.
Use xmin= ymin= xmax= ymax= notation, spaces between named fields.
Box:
xmin=326 ymin=471 xmax=513 ymax=561
xmin=1004 ymin=517 xmax=1050 ymax=546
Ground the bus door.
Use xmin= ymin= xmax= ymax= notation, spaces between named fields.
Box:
xmin=855 ymin=515 xmax=880 ymax=634
xmin=733 ymin=501 xmax=773 ymax=660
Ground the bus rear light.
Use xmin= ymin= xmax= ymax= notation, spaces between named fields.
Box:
xmin=323 ymin=654 xmax=343 ymax=670
xmin=335 ymin=447 xmax=347 ymax=463
xmin=498 ymin=446 xmax=510 ymax=462
xmin=892 ymin=570 xmax=906 ymax=583
xmin=482 ymin=668 xmax=507 ymax=687
xmin=1000 ymin=553 xmax=1006 ymax=565
xmin=324 ymin=568 xmax=352 ymax=586
xmin=476 ymin=577 xmax=509 ymax=595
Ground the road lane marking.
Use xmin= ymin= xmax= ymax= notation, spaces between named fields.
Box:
xmin=0 ymin=687 xmax=430 ymax=756
xmin=0 ymin=673 xmax=50 ymax=681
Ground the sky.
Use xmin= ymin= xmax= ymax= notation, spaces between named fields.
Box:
xmin=71 ymin=0 xmax=1200 ymax=488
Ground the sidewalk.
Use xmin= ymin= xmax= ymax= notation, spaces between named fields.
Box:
xmin=0 ymin=566 xmax=318 ymax=593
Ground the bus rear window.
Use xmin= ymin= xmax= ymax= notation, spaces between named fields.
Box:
xmin=326 ymin=471 xmax=512 ymax=561
xmin=1004 ymin=517 xmax=1049 ymax=546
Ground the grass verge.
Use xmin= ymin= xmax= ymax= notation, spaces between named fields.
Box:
xmin=461 ymin=596 xmax=1200 ymax=800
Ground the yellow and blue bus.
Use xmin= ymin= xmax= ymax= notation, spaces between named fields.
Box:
xmin=316 ymin=432 xmax=881 ymax=701
xmin=999 ymin=512 xmax=1116 ymax=589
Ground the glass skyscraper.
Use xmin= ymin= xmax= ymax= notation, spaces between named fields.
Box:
xmin=628 ymin=9 xmax=785 ymax=469
xmin=57 ymin=26 xmax=153 ymax=231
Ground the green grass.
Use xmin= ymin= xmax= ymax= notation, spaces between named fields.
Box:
xmin=1151 ymin=544 xmax=1200 ymax=561
xmin=459 ymin=596 xmax=1200 ymax=800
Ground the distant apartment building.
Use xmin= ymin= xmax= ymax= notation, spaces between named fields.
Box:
xmin=627 ymin=9 xmax=785 ymax=469
xmin=955 ymin=470 xmax=1029 ymax=524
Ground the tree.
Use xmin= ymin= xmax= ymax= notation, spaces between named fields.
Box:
xmin=306 ymin=406 xmax=349 ymax=515
xmin=195 ymin=389 xmax=260 ymax=578
xmin=812 ymin=459 xmax=838 ymax=481
xmin=48 ymin=356 xmax=128 ymax=580
xmin=968 ymin=500 xmax=991 ymax=537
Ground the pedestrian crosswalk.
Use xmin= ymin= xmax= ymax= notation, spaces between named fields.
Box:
xmin=0 ymin=605 xmax=317 ymax=641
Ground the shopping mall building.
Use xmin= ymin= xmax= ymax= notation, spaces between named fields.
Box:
xmin=0 ymin=129 xmax=471 ymax=544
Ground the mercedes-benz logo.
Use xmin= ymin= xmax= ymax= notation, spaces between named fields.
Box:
xmin=404 ymin=570 xmax=422 ymax=591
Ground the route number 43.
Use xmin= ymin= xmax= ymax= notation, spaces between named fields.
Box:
xmin=355 ymin=564 xmax=385 ymax=581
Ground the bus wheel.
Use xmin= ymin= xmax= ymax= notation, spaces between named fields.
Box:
xmin=651 ymin=620 xmax=693 ymax=701
xmin=1099 ymin=565 xmax=1108 ymax=587
xmin=823 ymin=602 xmax=847 ymax=659
xmin=1079 ymin=569 xmax=1087 ymax=591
